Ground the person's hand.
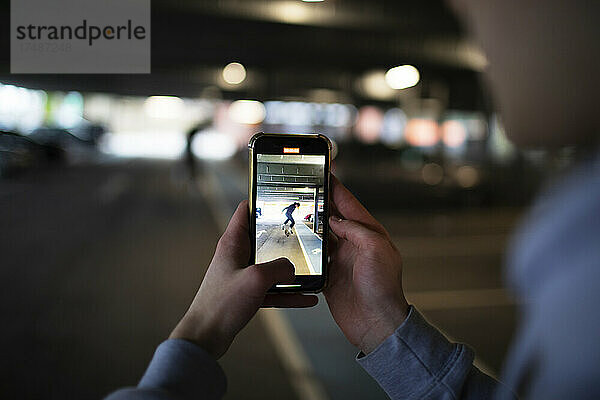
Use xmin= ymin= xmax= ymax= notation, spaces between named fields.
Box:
xmin=170 ymin=200 xmax=318 ymax=359
xmin=325 ymin=176 xmax=409 ymax=354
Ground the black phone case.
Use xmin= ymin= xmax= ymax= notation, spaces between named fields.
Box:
xmin=248 ymin=132 xmax=331 ymax=293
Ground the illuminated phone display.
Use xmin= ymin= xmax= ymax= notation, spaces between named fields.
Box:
xmin=249 ymin=133 xmax=330 ymax=292
xmin=255 ymin=153 xmax=326 ymax=275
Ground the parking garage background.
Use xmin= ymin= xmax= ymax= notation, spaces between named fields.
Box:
xmin=0 ymin=1 xmax=575 ymax=399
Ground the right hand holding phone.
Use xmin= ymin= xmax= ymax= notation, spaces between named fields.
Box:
xmin=325 ymin=176 xmax=409 ymax=355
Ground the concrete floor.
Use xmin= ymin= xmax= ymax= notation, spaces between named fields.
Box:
xmin=256 ymin=223 xmax=311 ymax=275
xmin=0 ymin=157 xmax=523 ymax=399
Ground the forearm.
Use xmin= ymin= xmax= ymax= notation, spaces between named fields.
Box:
xmin=357 ymin=306 xmax=512 ymax=399
xmin=105 ymin=339 xmax=227 ymax=400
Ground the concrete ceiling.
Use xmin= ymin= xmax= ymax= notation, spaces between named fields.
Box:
xmin=0 ymin=0 xmax=489 ymax=109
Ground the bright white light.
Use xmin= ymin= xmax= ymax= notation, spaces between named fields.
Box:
xmin=385 ymin=65 xmax=420 ymax=90
xmin=191 ymin=130 xmax=237 ymax=160
xmin=360 ymin=70 xmax=397 ymax=100
xmin=144 ymin=96 xmax=184 ymax=119
xmin=100 ymin=132 xmax=186 ymax=159
xmin=228 ymin=100 xmax=266 ymax=125
xmin=274 ymin=2 xmax=311 ymax=24
xmin=222 ymin=62 xmax=247 ymax=85
xmin=302 ymin=0 xmax=324 ymax=2
xmin=0 ymin=83 xmax=46 ymax=132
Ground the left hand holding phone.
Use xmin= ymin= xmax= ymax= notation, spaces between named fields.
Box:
xmin=325 ymin=176 xmax=409 ymax=355
xmin=170 ymin=200 xmax=318 ymax=359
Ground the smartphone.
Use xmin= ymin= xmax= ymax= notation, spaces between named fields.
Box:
xmin=248 ymin=132 xmax=331 ymax=293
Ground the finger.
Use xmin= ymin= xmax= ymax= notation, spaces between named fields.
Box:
xmin=330 ymin=175 xmax=388 ymax=237
xmin=215 ymin=200 xmax=250 ymax=264
xmin=325 ymin=224 xmax=354 ymax=291
xmin=261 ymin=294 xmax=318 ymax=308
xmin=329 ymin=216 xmax=385 ymax=250
xmin=327 ymin=230 xmax=339 ymax=255
xmin=244 ymin=257 xmax=295 ymax=293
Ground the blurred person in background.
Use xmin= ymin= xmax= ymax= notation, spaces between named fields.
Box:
xmin=107 ymin=1 xmax=600 ymax=399
xmin=183 ymin=120 xmax=212 ymax=185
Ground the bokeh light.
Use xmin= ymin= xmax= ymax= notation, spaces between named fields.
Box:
xmin=144 ymin=96 xmax=184 ymax=119
xmin=405 ymin=118 xmax=439 ymax=147
xmin=222 ymin=62 xmax=247 ymax=85
xmin=441 ymin=120 xmax=467 ymax=148
xmin=228 ymin=100 xmax=266 ymax=125
xmin=191 ymin=129 xmax=237 ymax=160
xmin=360 ymin=70 xmax=397 ymax=100
xmin=355 ymin=106 xmax=384 ymax=143
xmin=381 ymin=108 xmax=407 ymax=147
xmin=385 ymin=65 xmax=420 ymax=89
xmin=422 ymin=162 xmax=444 ymax=185
xmin=456 ymin=165 xmax=479 ymax=188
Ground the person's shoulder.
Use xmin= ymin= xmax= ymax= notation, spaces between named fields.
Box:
xmin=507 ymin=153 xmax=600 ymax=295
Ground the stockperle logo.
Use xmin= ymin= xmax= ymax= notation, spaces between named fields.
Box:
xmin=11 ymin=0 xmax=150 ymax=73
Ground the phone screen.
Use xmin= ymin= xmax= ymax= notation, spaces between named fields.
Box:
xmin=255 ymin=151 xmax=326 ymax=278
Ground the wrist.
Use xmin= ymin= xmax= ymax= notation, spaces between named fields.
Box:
xmin=359 ymin=301 xmax=409 ymax=354
xmin=169 ymin=310 xmax=227 ymax=359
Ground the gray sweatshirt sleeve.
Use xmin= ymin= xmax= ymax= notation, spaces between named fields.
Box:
xmin=105 ymin=339 xmax=227 ymax=400
xmin=357 ymin=306 xmax=510 ymax=400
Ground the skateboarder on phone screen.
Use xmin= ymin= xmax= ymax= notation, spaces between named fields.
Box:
xmin=281 ymin=202 xmax=300 ymax=236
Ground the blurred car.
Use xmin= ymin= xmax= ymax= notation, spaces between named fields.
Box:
xmin=0 ymin=130 xmax=64 ymax=177
xmin=70 ymin=121 xmax=107 ymax=144
xmin=29 ymin=127 xmax=99 ymax=163
xmin=29 ymin=127 xmax=93 ymax=147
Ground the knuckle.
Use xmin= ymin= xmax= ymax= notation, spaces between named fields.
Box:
xmin=216 ymin=231 xmax=236 ymax=253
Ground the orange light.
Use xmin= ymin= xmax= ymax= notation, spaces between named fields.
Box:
xmin=405 ymin=118 xmax=440 ymax=147
xmin=283 ymin=147 xmax=300 ymax=153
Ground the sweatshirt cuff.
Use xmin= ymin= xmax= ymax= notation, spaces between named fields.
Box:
xmin=138 ymin=339 xmax=227 ymax=399
xmin=356 ymin=306 xmax=474 ymax=400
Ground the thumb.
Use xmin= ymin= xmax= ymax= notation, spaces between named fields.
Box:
xmin=214 ymin=200 xmax=250 ymax=265
xmin=243 ymin=257 xmax=295 ymax=293
xmin=222 ymin=200 xmax=250 ymax=241
xmin=329 ymin=216 xmax=384 ymax=250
